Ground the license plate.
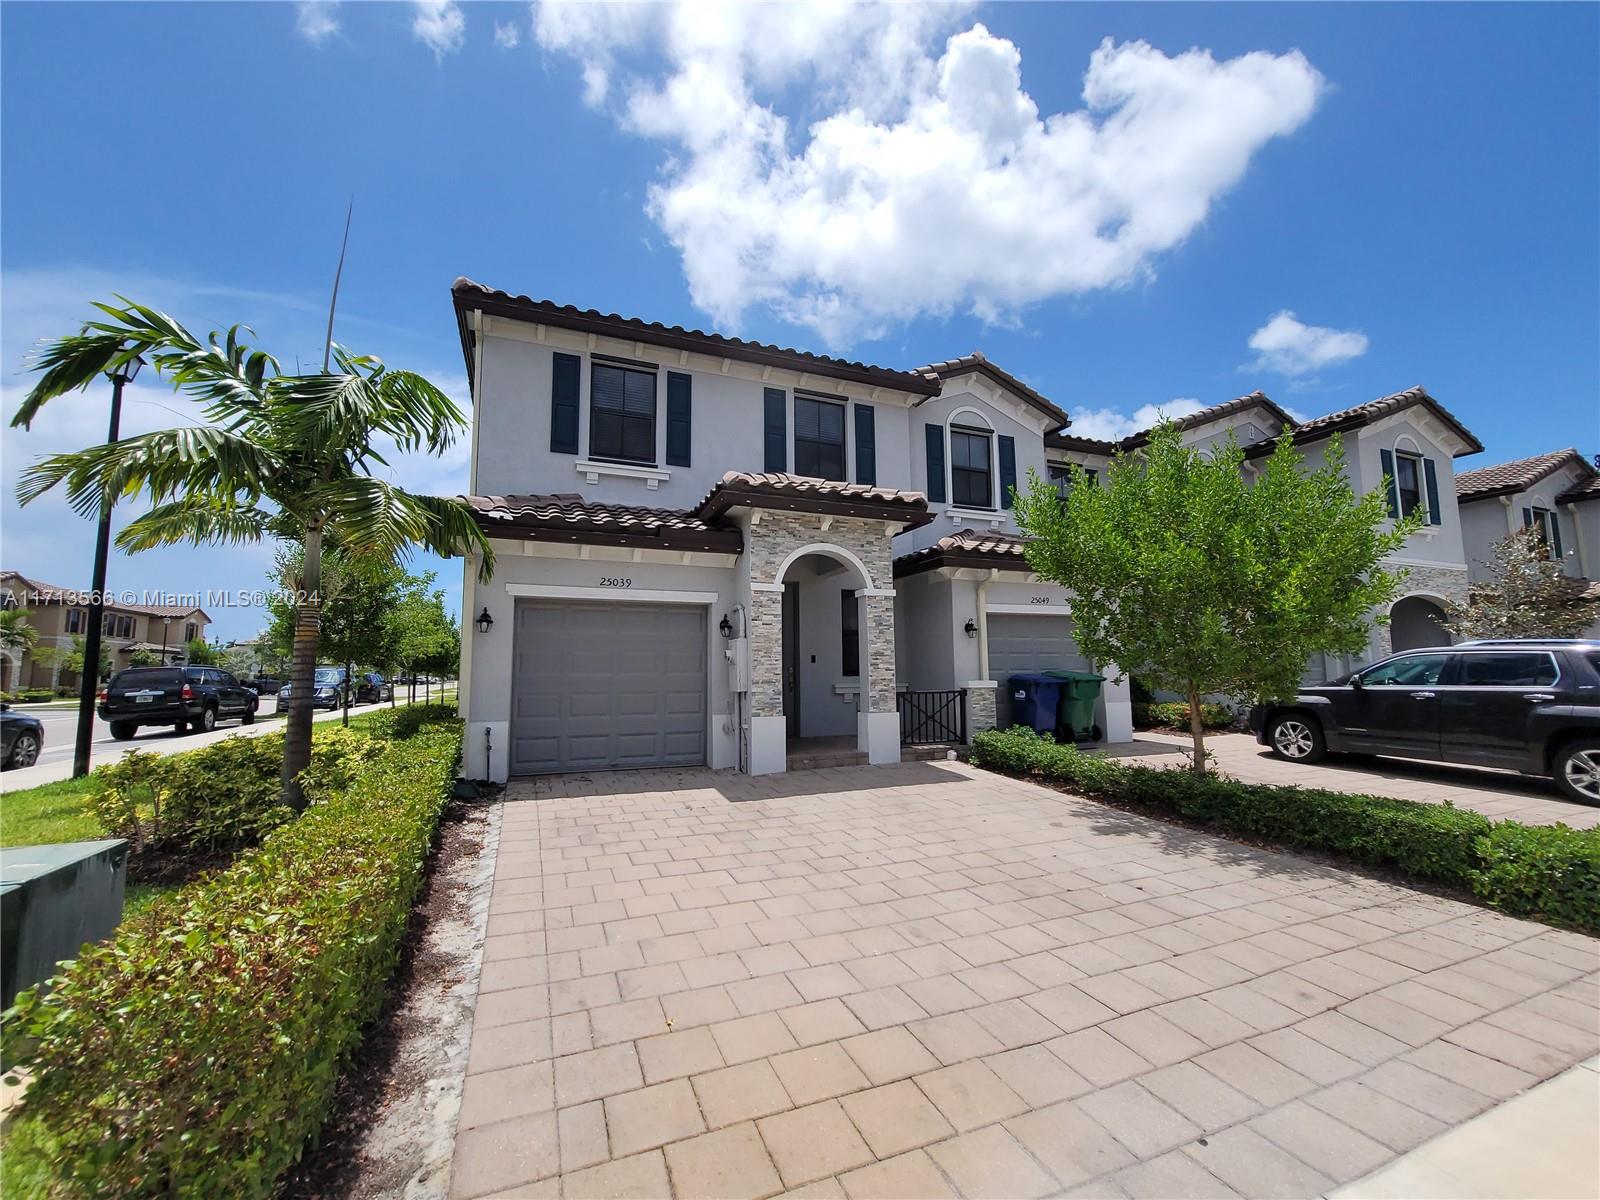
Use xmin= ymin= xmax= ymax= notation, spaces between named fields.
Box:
xmin=136 ymin=694 xmax=153 ymax=703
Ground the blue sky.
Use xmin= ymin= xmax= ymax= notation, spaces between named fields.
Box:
xmin=3 ymin=2 xmax=1596 ymax=642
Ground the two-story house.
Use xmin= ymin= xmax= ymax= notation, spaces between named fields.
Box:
xmin=1455 ymin=448 xmax=1600 ymax=636
xmin=450 ymin=278 xmax=1482 ymax=781
xmin=1039 ymin=388 xmax=1484 ymax=682
xmin=0 ymin=570 xmax=210 ymax=693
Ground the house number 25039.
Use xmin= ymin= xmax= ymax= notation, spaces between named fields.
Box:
xmin=599 ymin=577 xmax=634 ymax=588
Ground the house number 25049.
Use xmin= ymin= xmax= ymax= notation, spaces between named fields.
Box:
xmin=599 ymin=577 xmax=634 ymax=588
xmin=1030 ymin=596 xmax=1052 ymax=605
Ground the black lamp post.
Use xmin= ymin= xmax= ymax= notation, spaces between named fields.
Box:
xmin=160 ymin=616 xmax=172 ymax=663
xmin=73 ymin=352 xmax=142 ymax=779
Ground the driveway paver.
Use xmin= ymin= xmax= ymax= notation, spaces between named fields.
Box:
xmin=1123 ymin=731 xmax=1600 ymax=828
xmin=449 ymin=760 xmax=1600 ymax=1199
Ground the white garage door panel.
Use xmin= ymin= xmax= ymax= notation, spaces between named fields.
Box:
xmin=512 ymin=601 xmax=707 ymax=774
xmin=987 ymin=613 xmax=1090 ymax=729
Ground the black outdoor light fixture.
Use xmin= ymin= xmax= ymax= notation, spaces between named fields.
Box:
xmin=719 ymin=614 xmax=734 ymax=639
xmin=964 ymin=618 xmax=978 ymax=638
xmin=72 ymin=351 xmax=144 ymax=779
xmin=474 ymin=607 xmax=494 ymax=635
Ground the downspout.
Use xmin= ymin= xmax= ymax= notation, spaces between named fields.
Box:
xmin=975 ymin=570 xmax=995 ymax=683
xmin=1500 ymin=495 xmax=1517 ymax=536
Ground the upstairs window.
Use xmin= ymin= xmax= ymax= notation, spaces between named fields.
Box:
xmin=102 ymin=612 xmax=134 ymax=638
xmin=1048 ymin=462 xmax=1097 ymax=501
xmin=185 ymin=621 xmax=199 ymax=642
xmin=951 ymin=427 xmax=993 ymax=509
xmin=66 ymin=608 xmax=84 ymax=634
xmin=1394 ymin=451 xmax=1425 ymax=518
xmin=794 ymin=396 xmax=846 ymax=481
xmin=589 ymin=362 xmax=657 ymax=464
xmin=1526 ymin=506 xmax=1562 ymax=558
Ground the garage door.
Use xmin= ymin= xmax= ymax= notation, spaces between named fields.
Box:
xmin=988 ymin=614 xmax=1090 ymax=728
xmin=511 ymin=601 xmax=706 ymax=774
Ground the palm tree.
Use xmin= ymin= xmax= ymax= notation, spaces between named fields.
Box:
xmin=12 ymin=299 xmax=493 ymax=810
xmin=0 ymin=607 xmax=38 ymax=690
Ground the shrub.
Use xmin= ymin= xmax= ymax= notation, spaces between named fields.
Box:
xmin=1132 ymin=701 xmax=1236 ymax=730
xmin=970 ymin=726 xmax=1598 ymax=934
xmin=362 ymin=702 xmax=459 ymax=741
xmin=1470 ymin=823 xmax=1600 ymax=931
xmin=3 ymin=719 xmax=463 ymax=1200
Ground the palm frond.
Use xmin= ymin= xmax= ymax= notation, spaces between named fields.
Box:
xmin=317 ymin=479 xmax=495 ymax=580
xmin=15 ymin=427 xmax=280 ymax=517
xmin=115 ymin=497 xmax=275 ymax=552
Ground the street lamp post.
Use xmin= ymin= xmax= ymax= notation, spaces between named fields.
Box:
xmin=160 ymin=616 xmax=172 ymax=663
xmin=72 ymin=352 xmax=142 ymax=779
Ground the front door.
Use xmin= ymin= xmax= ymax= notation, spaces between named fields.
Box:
xmin=1438 ymin=649 xmax=1560 ymax=769
xmin=1334 ymin=652 xmax=1449 ymax=759
xmin=782 ymin=582 xmax=799 ymax=736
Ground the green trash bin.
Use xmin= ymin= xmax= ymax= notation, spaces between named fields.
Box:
xmin=1045 ymin=670 xmax=1104 ymax=742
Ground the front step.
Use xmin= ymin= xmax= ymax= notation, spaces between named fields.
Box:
xmin=786 ymin=748 xmax=869 ymax=771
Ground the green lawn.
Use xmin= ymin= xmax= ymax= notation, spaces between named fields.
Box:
xmin=0 ymin=775 xmax=100 ymax=847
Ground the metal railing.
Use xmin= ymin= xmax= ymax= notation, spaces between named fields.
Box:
xmin=897 ymin=688 xmax=967 ymax=745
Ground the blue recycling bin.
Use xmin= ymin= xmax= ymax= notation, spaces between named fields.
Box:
xmin=1008 ymin=673 xmax=1063 ymax=734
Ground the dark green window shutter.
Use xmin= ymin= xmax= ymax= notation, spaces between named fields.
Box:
xmin=1552 ymin=512 xmax=1565 ymax=558
xmin=925 ymin=424 xmax=946 ymax=504
xmin=1379 ymin=447 xmax=1399 ymax=519
xmin=550 ymin=352 xmax=581 ymax=455
xmin=763 ymin=388 xmax=786 ymax=472
xmin=1422 ymin=458 xmax=1442 ymax=525
xmin=665 ymin=372 xmax=692 ymax=467
xmin=998 ymin=435 xmax=1018 ymax=509
xmin=854 ymin=404 xmax=876 ymax=485
xmin=1523 ymin=506 xmax=1535 ymax=529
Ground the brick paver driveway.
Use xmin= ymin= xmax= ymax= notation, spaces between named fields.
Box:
xmin=449 ymin=761 xmax=1600 ymax=1200
xmin=1125 ymin=732 xmax=1600 ymax=830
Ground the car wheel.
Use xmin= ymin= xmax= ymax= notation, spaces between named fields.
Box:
xmin=1268 ymin=713 xmax=1326 ymax=763
xmin=1553 ymin=739 xmax=1600 ymax=806
xmin=7 ymin=732 xmax=40 ymax=769
xmin=241 ymin=706 xmax=255 ymax=725
xmin=196 ymin=706 xmax=217 ymax=734
xmin=110 ymin=721 xmax=137 ymax=741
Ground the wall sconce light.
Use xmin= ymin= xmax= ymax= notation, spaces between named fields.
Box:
xmin=719 ymin=614 xmax=734 ymax=639
xmin=474 ymin=607 xmax=494 ymax=635
xmin=964 ymin=618 xmax=978 ymax=639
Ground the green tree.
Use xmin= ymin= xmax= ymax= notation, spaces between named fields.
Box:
xmin=127 ymin=648 xmax=160 ymax=668
xmin=384 ymin=571 xmax=455 ymax=703
xmin=1447 ymin=527 xmax=1598 ymax=640
xmin=0 ymin=607 xmax=38 ymax=658
xmin=184 ymin=636 xmax=220 ymax=666
xmin=12 ymin=299 xmax=493 ymax=810
xmin=32 ymin=635 xmax=114 ymax=686
xmin=1014 ymin=423 xmax=1417 ymax=773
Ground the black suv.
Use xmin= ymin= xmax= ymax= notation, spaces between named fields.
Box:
xmin=1251 ymin=640 xmax=1600 ymax=804
xmin=99 ymin=666 xmax=260 ymax=739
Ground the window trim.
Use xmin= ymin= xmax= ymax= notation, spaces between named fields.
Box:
xmin=950 ymin=424 xmax=994 ymax=510
xmin=1393 ymin=448 xmax=1426 ymax=520
xmin=1527 ymin=505 xmax=1559 ymax=554
xmin=793 ymin=394 xmax=848 ymax=482
xmin=587 ymin=360 xmax=659 ymax=467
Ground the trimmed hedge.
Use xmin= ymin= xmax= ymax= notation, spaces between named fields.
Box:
xmin=971 ymin=726 xmax=1600 ymax=933
xmin=3 ymin=717 xmax=464 ymax=1199
xmin=1132 ymin=701 xmax=1236 ymax=731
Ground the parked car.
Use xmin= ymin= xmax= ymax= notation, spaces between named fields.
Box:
xmin=276 ymin=666 xmax=348 ymax=713
xmin=1 ymin=703 xmax=44 ymax=769
xmin=353 ymin=672 xmax=392 ymax=704
xmin=1250 ymin=640 xmax=1600 ymax=804
xmin=99 ymin=666 xmax=260 ymax=739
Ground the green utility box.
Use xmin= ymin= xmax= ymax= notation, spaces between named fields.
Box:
xmin=1045 ymin=670 xmax=1105 ymax=742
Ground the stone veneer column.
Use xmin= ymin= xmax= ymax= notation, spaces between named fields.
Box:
xmin=964 ymin=683 xmax=997 ymax=741
xmin=747 ymin=588 xmax=785 ymax=718
xmin=858 ymin=592 xmax=901 ymax=765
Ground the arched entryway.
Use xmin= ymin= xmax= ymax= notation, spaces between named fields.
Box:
xmin=1391 ymin=595 xmax=1452 ymax=652
xmin=772 ymin=544 xmax=874 ymax=761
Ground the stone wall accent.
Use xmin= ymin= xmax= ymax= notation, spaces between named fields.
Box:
xmin=965 ymin=685 xmax=997 ymax=740
xmin=1391 ymin=563 xmax=1470 ymax=608
xmin=744 ymin=510 xmax=900 ymax=720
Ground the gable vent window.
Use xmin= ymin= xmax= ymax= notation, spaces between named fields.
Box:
xmin=951 ymin=427 xmax=993 ymax=509
xmin=794 ymin=395 xmax=846 ymax=481
xmin=589 ymin=362 xmax=657 ymax=465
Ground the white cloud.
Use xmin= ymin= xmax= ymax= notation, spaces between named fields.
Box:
xmin=295 ymin=0 xmax=339 ymax=45
xmin=531 ymin=5 xmax=1324 ymax=347
xmin=413 ymin=0 xmax=465 ymax=59
xmin=1067 ymin=398 xmax=1207 ymax=443
xmin=1246 ymin=310 xmax=1368 ymax=377
xmin=494 ymin=20 xmax=521 ymax=50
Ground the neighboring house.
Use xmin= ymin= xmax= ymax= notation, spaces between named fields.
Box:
xmin=1455 ymin=448 xmax=1600 ymax=636
xmin=449 ymin=278 xmax=1482 ymax=780
xmin=1045 ymin=387 xmax=1485 ymax=682
xmin=0 ymin=571 xmax=209 ymax=693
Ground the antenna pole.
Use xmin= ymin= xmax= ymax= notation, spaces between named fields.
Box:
xmin=322 ymin=199 xmax=353 ymax=372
